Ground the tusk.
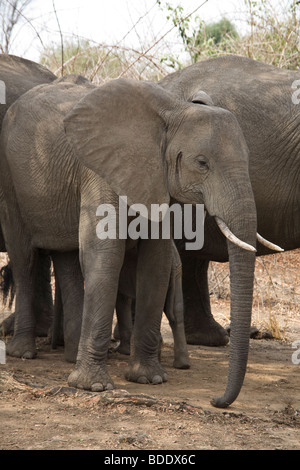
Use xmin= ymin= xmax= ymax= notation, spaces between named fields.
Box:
xmin=256 ymin=233 xmax=284 ymax=252
xmin=215 ymin=217 xmax=257 ymax=252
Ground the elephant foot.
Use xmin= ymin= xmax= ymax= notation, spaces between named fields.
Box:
xmin=116 ymin=341 xmax=131 ymax=355
xmin=173 ymin=354 xmax=190 ymax=370
xmin=63 ymin=344 xmax=78 ymax=363
xmin=0 ymin=312 xmax=15 ymax=336
xmin=125 ymin=359 xmax=168 ymax=385
xmin=112 ymin=324 xmax=131 ymax=355
xmin=68 ymin=360 xmax=114 ymax=392
xmin=185 ymin=318 xmax=229 ymax=346
xmin=109 ymin=341 xmax=130 ymax=356
xmin=7 ymin=333 xmax=37 ymax=359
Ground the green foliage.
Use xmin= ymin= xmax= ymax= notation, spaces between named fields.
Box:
xmin=157 ymin=1 xmax=239 ymax=65
xmin=41 ymin=0 xmax=300 ymax=82
xmin=158 ymin=0 xmax=300 ymax=70
xmin=202 ymin=18 xmax=238 ymax=44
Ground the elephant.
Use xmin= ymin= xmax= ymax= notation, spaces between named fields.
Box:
xmin=0 ymin=75 xmax=260 ymax=409
xmin=158 ymin=55 xmax=298 ymax=347
xmin=0 ymin=68 xmax=189 ymax=367
xmin=0 ymin=54 xmax=56 ymax=336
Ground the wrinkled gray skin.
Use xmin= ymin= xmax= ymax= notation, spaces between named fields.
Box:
xmin=0 ymin=75 xmax=257 ymax=408
xmin=115 ymin=242 xmax=190 ymax=369
xmin=159 ymin=55 xmax=300 ymax=347
xmin=0 ymin=54 xmax=56 ymax=336
xmin=52 ymin=242 xmax=190 ymax=370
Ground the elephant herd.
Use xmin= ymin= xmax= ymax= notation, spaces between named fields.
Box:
xmin=0 ymin=54 xmax=298 ymax=408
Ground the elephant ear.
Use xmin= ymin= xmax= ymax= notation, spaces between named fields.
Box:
xmin=63 ymin=78 xmax=176 ymax=214
xmin=189 ymin=90 xmax=214 ymax=106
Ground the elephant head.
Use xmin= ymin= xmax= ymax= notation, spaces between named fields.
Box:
xmin=63 ymin=78 xmax=259 ymax=407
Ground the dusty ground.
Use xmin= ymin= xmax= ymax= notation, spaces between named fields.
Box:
xmin=0 ymin=250 xmax=299 ymax=451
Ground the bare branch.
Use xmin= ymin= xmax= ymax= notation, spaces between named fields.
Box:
xmin=52 ymin=0 xmax=64 ymax=76
xmin=117 ymin=0 xmax=209 ymax=78
xmin=0 ymin=0 xmax=44 ymax=52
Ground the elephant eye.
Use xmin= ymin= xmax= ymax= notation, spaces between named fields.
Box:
xmin=197 ymin=157 xmax=209 ymax=170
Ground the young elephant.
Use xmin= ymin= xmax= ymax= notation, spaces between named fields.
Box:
xmin=0 ymin=77 xmax=258 ymax=408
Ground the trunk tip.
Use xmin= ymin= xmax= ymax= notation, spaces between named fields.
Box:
xmin=210 ymin=396 xmax=231 ymax=408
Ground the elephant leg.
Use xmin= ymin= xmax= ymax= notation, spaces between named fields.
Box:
xmin=125 ymin=238 xmax=172 ymax=385
xmin=51 ymin=251 xmax=84 ymax=362
xmin=6 ymin=249 xmax=39 ymax=359
xmin=0 ymin=261 xmax=15 ymax=335
xmin=33 ymin=254 xmax=54 ymax=337
xmin=168 ymin=318 xmax=190 ymax=369
xmin=115 ymin=292 xmax=133 ymax=355
xmin=182 ymin=257 xmax=229 ymax=346
xmin=0 ymin=255 xmax=53 ymax=338
xmin=1 ymin=312 xmax=15 ymax=336
xmin=68 ymin=238 xmax=126 ymax=391
xmin=164 ymin=244 xmax=190 ymax=369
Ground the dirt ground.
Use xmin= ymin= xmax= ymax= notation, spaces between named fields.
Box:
xmin=0 ymin=250 xmax=299 ymax=451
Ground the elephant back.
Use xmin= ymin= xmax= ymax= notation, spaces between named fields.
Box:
xmin=0 ymin=54 xmax=56 ymax=131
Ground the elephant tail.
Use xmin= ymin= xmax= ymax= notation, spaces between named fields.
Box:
xmin=0 ymin=262 xmax=15 ymax=309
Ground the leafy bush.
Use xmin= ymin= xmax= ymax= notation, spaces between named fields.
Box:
xmin=159 ymin=0 xmax=300 ymax=70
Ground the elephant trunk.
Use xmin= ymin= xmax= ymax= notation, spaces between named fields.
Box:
xmin=211 ymin=242 xmax=256 ymax=407
xmin=210 ymin=184 xmax=257 ymax=408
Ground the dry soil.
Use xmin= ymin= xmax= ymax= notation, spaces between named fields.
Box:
xmin=0 ymin=250 xmax=299 ymax=451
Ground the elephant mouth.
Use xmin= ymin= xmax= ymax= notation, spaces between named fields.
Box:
xmin=213 ymin=216 xmax=284 ymax=253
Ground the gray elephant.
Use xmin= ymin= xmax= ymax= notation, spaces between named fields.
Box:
xmin=159 ymin=55 xmax=298 ymax=347
xmin=0 ymin=54 xmax=56 ymax=336
xmin=0 ymin=69 xmax=188 ymax=367
xmin=0 ymin=75 xmax=259 ymax=408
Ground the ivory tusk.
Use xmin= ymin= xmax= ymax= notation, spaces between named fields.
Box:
xmin=215 ymin=217 xmax=257 ymax=252
xmin=256 ymin=233 xmax=284 ymax=252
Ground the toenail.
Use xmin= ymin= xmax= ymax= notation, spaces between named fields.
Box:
xmin=137 ymin=376 xmax=148 ymax=384
xmin=91 ymin=383 xmax=104 ymax=392
xmin=152 ymin=375 xmax=163 ymax=384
